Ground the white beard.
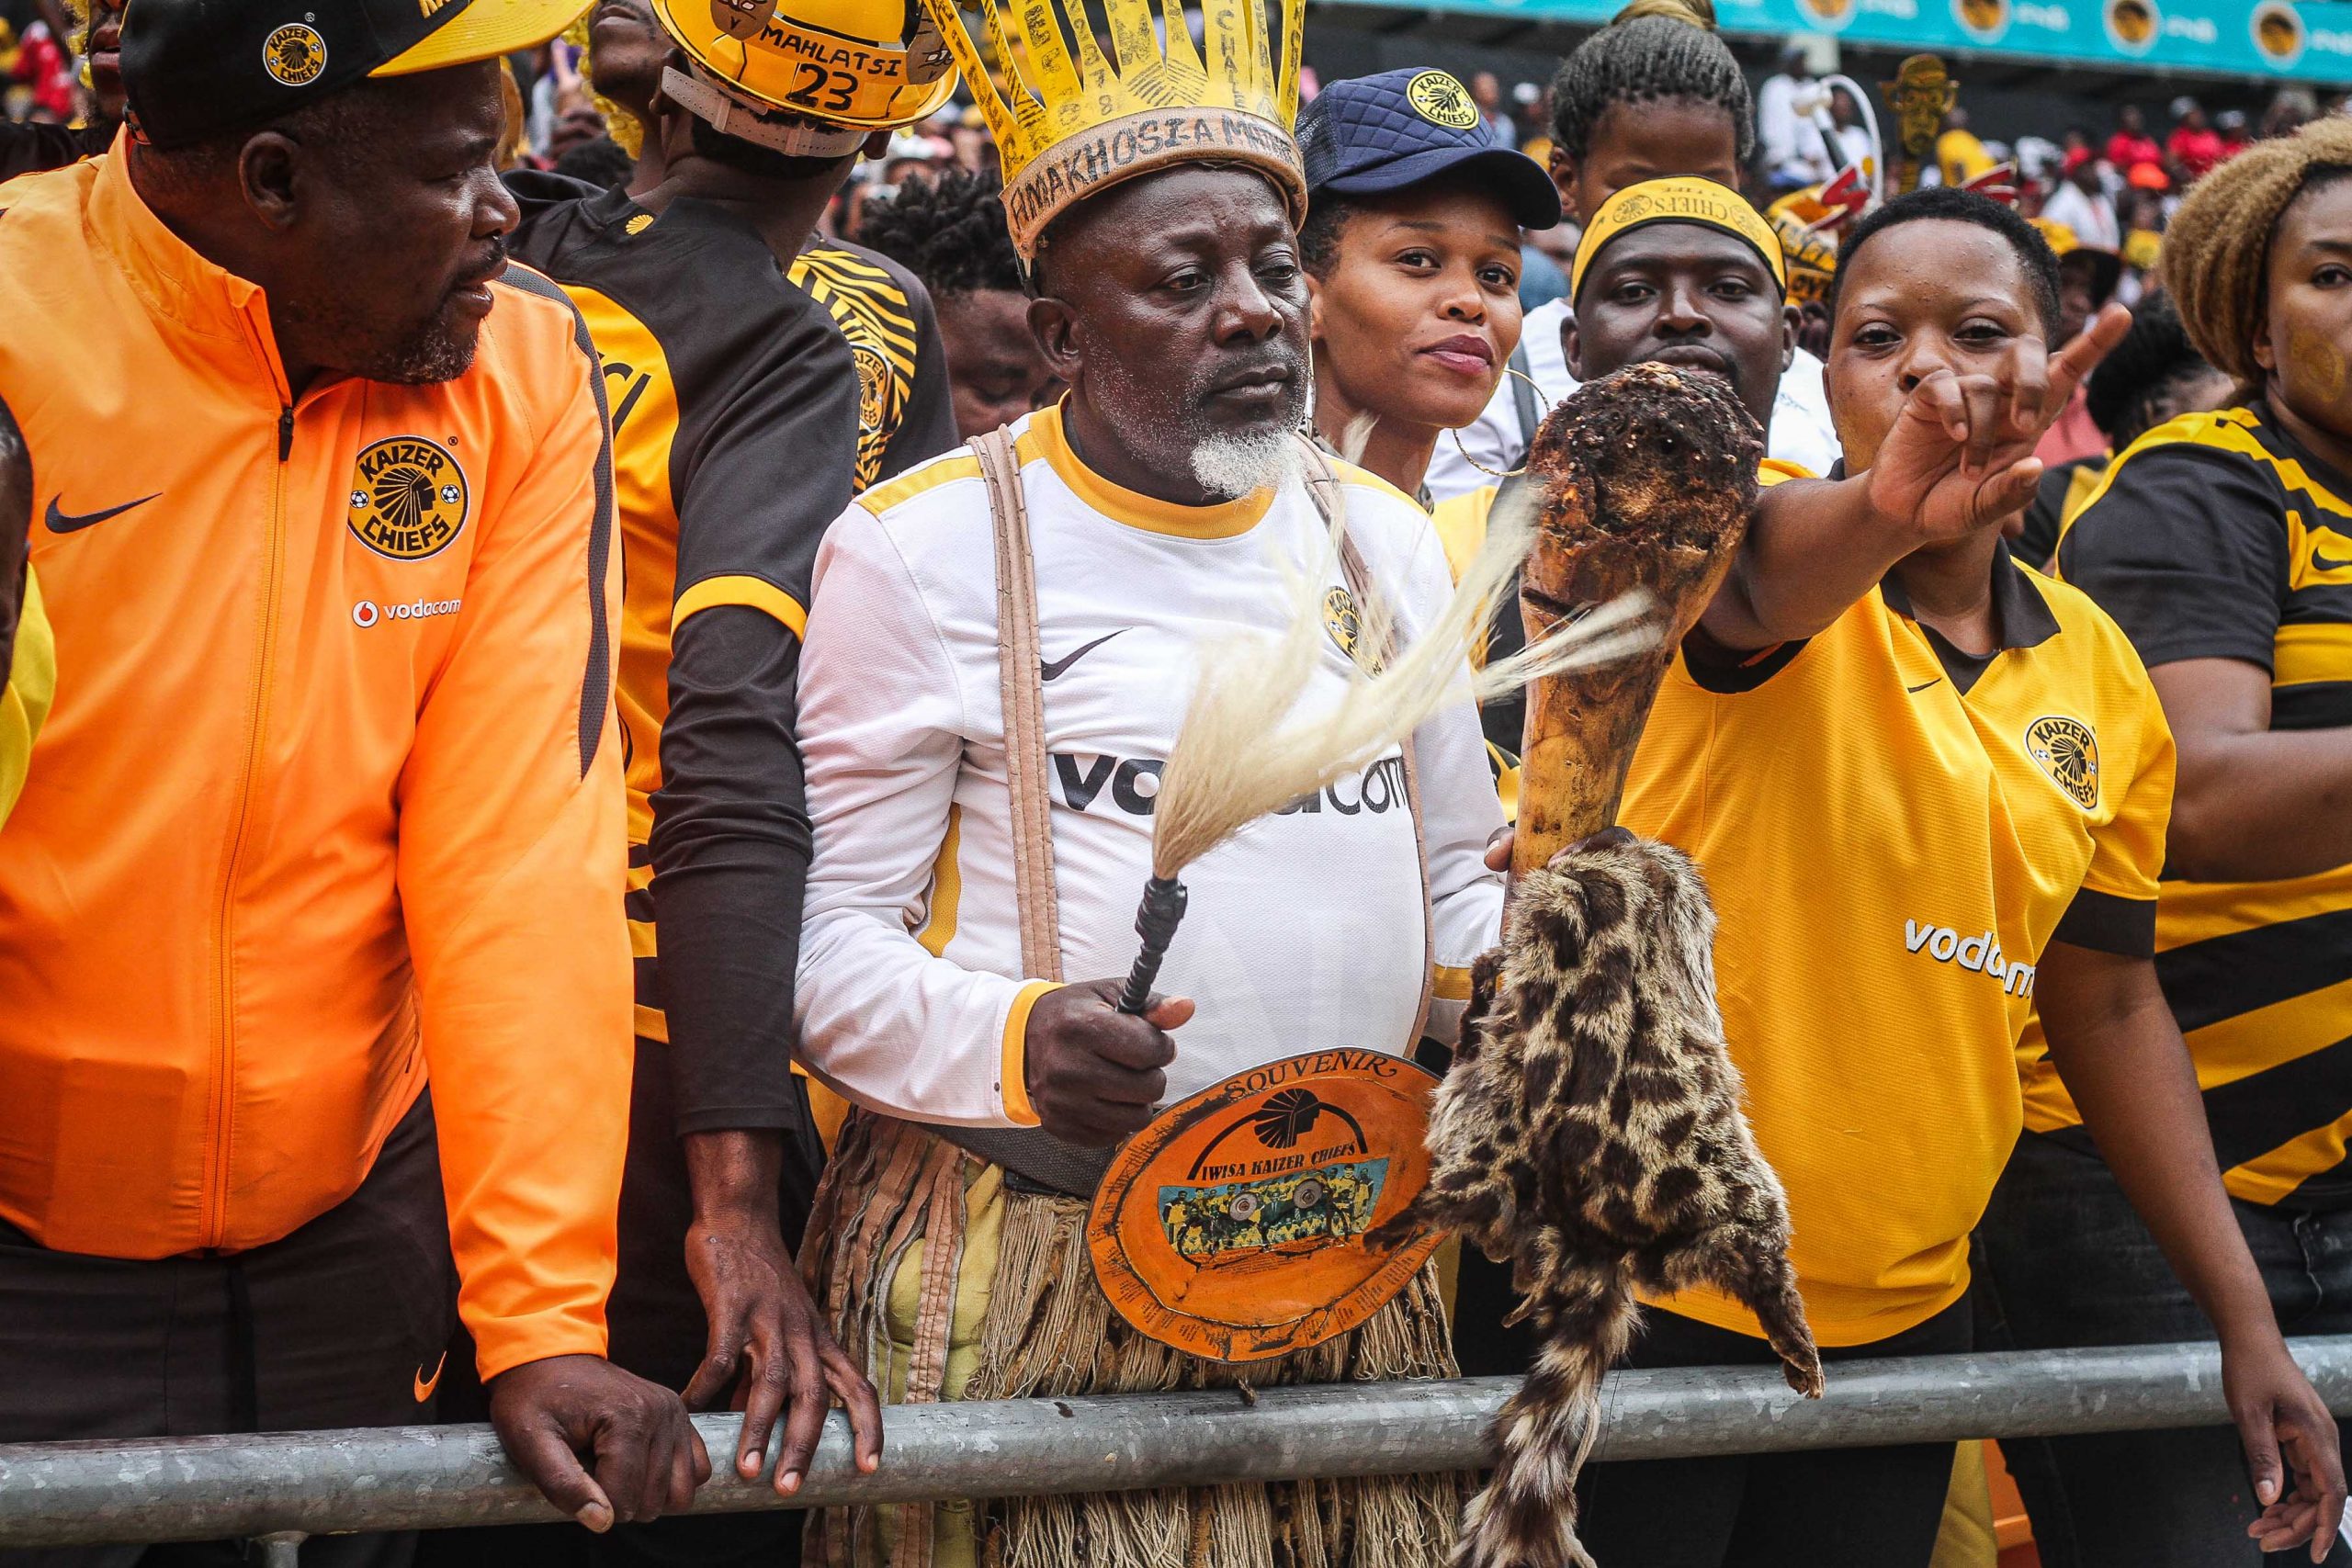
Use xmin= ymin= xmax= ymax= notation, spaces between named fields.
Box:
xmin=1188 ymin=426 xmax=1301 ymax=500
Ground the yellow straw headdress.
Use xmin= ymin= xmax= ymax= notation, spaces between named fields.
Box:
xmin=922 ymin=0 xmax=1308 ymax=260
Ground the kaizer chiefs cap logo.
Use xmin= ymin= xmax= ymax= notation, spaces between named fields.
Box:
xmin=262 ymin=22 xmax=327 ymax=87
xmin=346 ymin=436 xmax=469 ymax=561
xmin=1406 ymin=72 xmax=1478 ymax=131
xmin=2026 ymin=715 xmax=2099 ymax=808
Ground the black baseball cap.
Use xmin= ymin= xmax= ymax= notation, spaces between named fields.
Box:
xmin=123 ymin=0 xmax=589 ymax=151
xmin=1296 ymin=68 xmax=1561 ymax=231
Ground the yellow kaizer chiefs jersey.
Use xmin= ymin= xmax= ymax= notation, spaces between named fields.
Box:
xmin=1622 ymin=545 xmax=2174 ymax=1345
xmin=789 ymin=240 xmax=957 ymax=493
xmin=2048 ymin=404 xmax=2352 ymax=1206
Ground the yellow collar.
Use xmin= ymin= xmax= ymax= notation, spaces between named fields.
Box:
xmin=1032 ymin=402 xmax=1274 ymax=540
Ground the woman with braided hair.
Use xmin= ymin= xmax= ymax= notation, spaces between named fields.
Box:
xmin=1425 ymin=0 xmax=1840 ymax=499
xmin=1980 ymin=116 xmax=2352 ymax=1567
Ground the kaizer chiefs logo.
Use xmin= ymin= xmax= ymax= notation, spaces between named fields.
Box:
xmin=2254 ymin=0 xmax=2304 ymax=63
xmin=1952 ymin=0 xmax=2010 ymax=41
xmin=1406 ymin=72 xmax=1478 ymax=131
xmin=2026 ymin=716 xmax=2100 ymax=808
xmin=851 ymin=344 xmax=889 ymax=434
xmin=346 ymin=436 xmax=469 ymax=561
xmin=2105 ymin=0 xmax=2159 ymax=52
xmin=1796 ymin=0 xmax=1854 ymax=27
xmin=262 ymin=22 xmax=327 ymax=87
xmin=1323 ymin=585 xmax=1372 ymax=671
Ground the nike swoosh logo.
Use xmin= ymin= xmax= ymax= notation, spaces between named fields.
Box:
xmin=413 ymin=1351 xmax=447 ymax=1404
xmin=1907 ymin=678 xmax=1943 ymax=694
xmin=45 ymin=492 xmax=160 ymax=533
xmin=2315 ymin=550 xmax=2352 ymax=572
xmin=1041 ymin=628 xmax=1127 ymax=682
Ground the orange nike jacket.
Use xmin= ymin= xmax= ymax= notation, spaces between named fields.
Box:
xmin=0 ymin=147 xmax=632 ymax=1380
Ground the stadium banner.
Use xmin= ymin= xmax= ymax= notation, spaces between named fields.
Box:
xmin=1363 ymin=0 xmax=2352 ymax=81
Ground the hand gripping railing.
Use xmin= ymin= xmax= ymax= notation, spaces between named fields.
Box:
xmin=6 ymin=1338 xmax=2352 ymax=1563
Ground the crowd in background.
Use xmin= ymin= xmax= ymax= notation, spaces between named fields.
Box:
xmin=480 ymin=34 xmax=2351 ymax=313
xmin=0 ymin=0 xmax=2341 ymax=319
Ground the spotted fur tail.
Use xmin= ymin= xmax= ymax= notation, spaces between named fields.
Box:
xmin=1452 ymin=1290 xmax=1634 ymax=1568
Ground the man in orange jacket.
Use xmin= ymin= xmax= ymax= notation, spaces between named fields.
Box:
xmin=0 ymin=0 xmax=705 ymax=1557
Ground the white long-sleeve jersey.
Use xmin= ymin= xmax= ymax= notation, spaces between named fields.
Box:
xmin=794 ymin=406 xmax=1507 ymax=1128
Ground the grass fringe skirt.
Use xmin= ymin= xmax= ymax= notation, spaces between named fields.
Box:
xmin=802 ymin=1110 xmax=1470 ymax=1568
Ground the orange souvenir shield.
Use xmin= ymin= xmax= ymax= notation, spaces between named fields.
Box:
xmin=1086 ymin=1048 xmax=1443 ymax=1362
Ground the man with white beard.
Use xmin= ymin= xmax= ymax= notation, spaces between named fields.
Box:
xmin=786 ymin=150 xmax=1507 ymax=1562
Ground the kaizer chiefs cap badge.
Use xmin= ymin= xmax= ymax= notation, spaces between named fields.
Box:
xmin=262 ymin=22 xmax=325 ymax=86
xmin=1406 ymin=72 xmax=1478 ymax=131
xmin=121 ymin=0 xmax=592 ymax=152
xmin=346 ymin=436 xmax=469 ymax=561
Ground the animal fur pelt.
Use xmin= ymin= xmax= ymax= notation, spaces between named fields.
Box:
xmin=1377 ymin=829 xmax=1825 ymax=1568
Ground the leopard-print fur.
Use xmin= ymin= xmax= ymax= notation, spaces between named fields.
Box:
xmin=1379 ymin=829 xmax=1824 ymax=1568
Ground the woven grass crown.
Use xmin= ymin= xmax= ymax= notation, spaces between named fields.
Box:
xmin=924 ymin=0 xmax=1308 ymax=258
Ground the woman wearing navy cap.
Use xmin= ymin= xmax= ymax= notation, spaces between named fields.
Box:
xmin=1298 ymin=67 xmax=1559 ymax=506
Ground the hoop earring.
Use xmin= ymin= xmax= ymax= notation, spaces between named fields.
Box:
xmin=1448 ymin=366 xmax=1553 ymax=479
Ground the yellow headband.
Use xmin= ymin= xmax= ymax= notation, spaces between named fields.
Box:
xmin=1571 ymin=177 xmax=1789 ymax=301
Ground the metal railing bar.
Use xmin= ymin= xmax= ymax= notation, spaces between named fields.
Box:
xmin=1 ymin=1337 xmax=2345 ymax=1548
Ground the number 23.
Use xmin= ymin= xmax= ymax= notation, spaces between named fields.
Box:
xmin=788 ymin=62 xmax=857 ymax=113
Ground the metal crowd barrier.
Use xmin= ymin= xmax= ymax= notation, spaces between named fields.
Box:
xmin=5 ymin=1337 xmax=2350 ymax=1562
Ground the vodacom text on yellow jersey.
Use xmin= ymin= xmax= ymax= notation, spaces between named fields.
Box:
xmin=1904 ymin=918 xmax=2037 ymax=997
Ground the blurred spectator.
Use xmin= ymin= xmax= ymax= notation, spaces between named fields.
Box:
xmin=2120 ymin=186 xmax=2165 ymax=300
xmin=2106 ymin=103 xmax=2163 ymax=177
xmin=2029 ymin=217 xmax=2123 ymax=464
xmin=1472 ymin=70 xmax=1517 ymax=148
xmin=950 ymin=104 xmax=993 ymax=172
xmin=2044 ymin=151 xmax=2120 ymax=250
xmin=10 ymin=17 xmax=64 ymax=120
xmin=1829 ymin=85 xmax=1871 ymax=173
xmin=1756 ymin=39 xmax=1822 ymax=193
xmin=524 ymin=36 xmax=586 ymax=160
xmin=1518 ymin=241 xmax=1566 ymax=309
xmin=544 ymin=101 xmax=605 ymax=165
xmin=1938 ymin=106 xmax=1996 ymax=187
xmin=857 ymin=169 xmax=1058 ymax=440
xmin=2166 ymin=96 xmax=2223 ymax=180
xmin=0 ymin=0 xmax=118 ymax=181
xmin=2262 ymin=85 xmax=2317 ymax=140
xmin=552 ymin=133 xmax=635 ymax=190
xmin=2215 ymin=107 xmax=2251 ymax=162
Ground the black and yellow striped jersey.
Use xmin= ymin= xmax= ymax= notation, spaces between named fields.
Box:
xmin=2045 ymin=402 xmax=2352 ymax=1207
xmin=510 ymin=178 xmax=860 ymax=1132
xmin=789 ymin=239 xmax=956 ymax=493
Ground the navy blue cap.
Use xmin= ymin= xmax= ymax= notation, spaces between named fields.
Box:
xmin=1297 ymin=69 xmax=1561 ymax=231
